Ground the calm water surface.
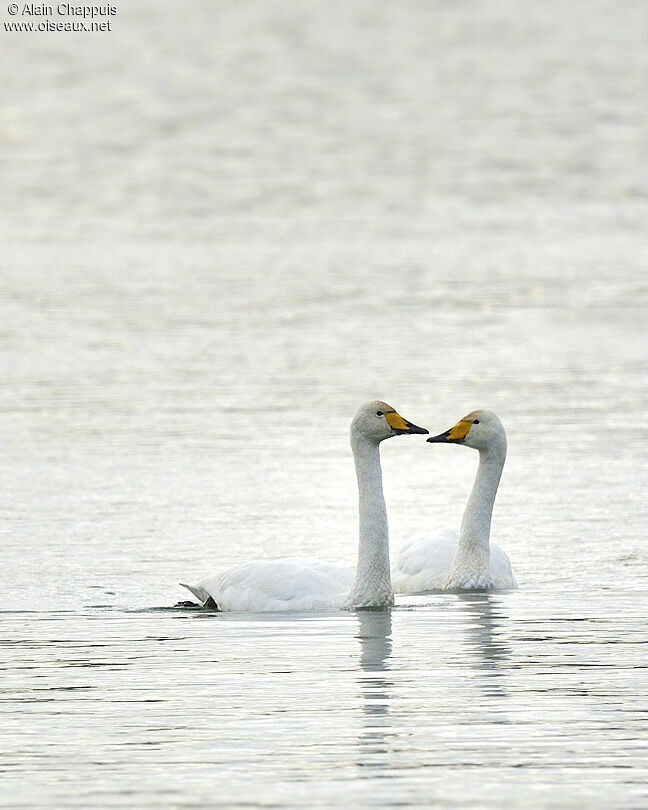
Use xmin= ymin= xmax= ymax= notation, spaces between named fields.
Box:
xmin=2 ymin=1 xmax=647 ymax=807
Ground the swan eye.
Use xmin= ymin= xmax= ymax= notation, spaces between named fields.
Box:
xmin=376 ymin=411 xmax=384 ymax=417
xmin=473 ymin=419 xmax=480 ymax=424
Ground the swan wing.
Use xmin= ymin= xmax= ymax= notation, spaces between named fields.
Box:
xmin=392 ymin=529 xmax=459 ymax=593
xmin=488 ymin=542 xmax=518 ymax=589
xmin=392 ymin=533 xmax=518 ymax=592
xmin=182 ymin=558 xmax=355 ymax=612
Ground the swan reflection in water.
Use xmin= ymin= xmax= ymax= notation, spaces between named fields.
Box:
xmin=353 ymin=593 xmax=512 ymax=768
xmin=455 ymin=591 xmax=512 ymax=702
xmin=354 ymin=609 xmax=395 ymax=761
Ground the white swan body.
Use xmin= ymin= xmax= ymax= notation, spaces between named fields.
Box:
xmin=182 ymin=558 xmax=355 ymax=612
xmin=181 ymin=401 xmax=427 ymax=612
xmin=393 ymin=409 xmax=517 ymax=593
xmin=393 ymin=529 xmax=515 ymax=591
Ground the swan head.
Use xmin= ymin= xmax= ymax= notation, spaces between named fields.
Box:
xmin=352 ymin=400 xmax=428 ymax=443
xmin=427 ymin=409 xmax=506 ymax=452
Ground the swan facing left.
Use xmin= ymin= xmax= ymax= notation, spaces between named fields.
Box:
xmin=392 ymin=409 xmax=517 ymax=592
xmin=180 ymin=401 xmax=428 ymax=612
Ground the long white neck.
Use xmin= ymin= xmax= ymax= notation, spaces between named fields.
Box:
xmin=449 ymin=438 xmax=506 ymax=586
xmin=347 ymin=433 xmax=393 ymax=608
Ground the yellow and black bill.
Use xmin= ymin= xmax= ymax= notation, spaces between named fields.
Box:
xmin=385 ymin=412 xmax=429 ymax=435
xmin=426 ymin=419 xmax=472 ymax=444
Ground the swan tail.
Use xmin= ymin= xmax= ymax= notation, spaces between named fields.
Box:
xmin=179 ymin=582 xmax=219 ymax=609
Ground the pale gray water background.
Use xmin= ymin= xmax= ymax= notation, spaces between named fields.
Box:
xmin=1 ymin=1 xmax=648 ymax=807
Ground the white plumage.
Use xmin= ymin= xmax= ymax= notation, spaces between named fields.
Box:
xmin=182 ymin=559 xmax=355 ymax=612
xmin=393 ymin=409 xmax=517 ymax=593
xmin=392 ymin=529 xmax=516 ymax=592
xmin=181 ymin=401 xmax=427 ymax=612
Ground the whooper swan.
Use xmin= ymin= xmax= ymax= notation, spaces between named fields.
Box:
xmin=392 ymin=409 xmax=517 ymax=592
xmin=180 ymin=401 xmax=428 ymax=611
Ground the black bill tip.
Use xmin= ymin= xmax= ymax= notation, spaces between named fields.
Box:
xmin=409 ymin=422 xmax=429 ymax=435
xmin=427 ymin=430 xmax=452 ymax=443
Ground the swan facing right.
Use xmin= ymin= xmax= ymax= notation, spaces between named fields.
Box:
xmin=180 ymin=401 xmax=428 ymax=612
xmin=392 ymin=409 xmax=517 ymax=593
